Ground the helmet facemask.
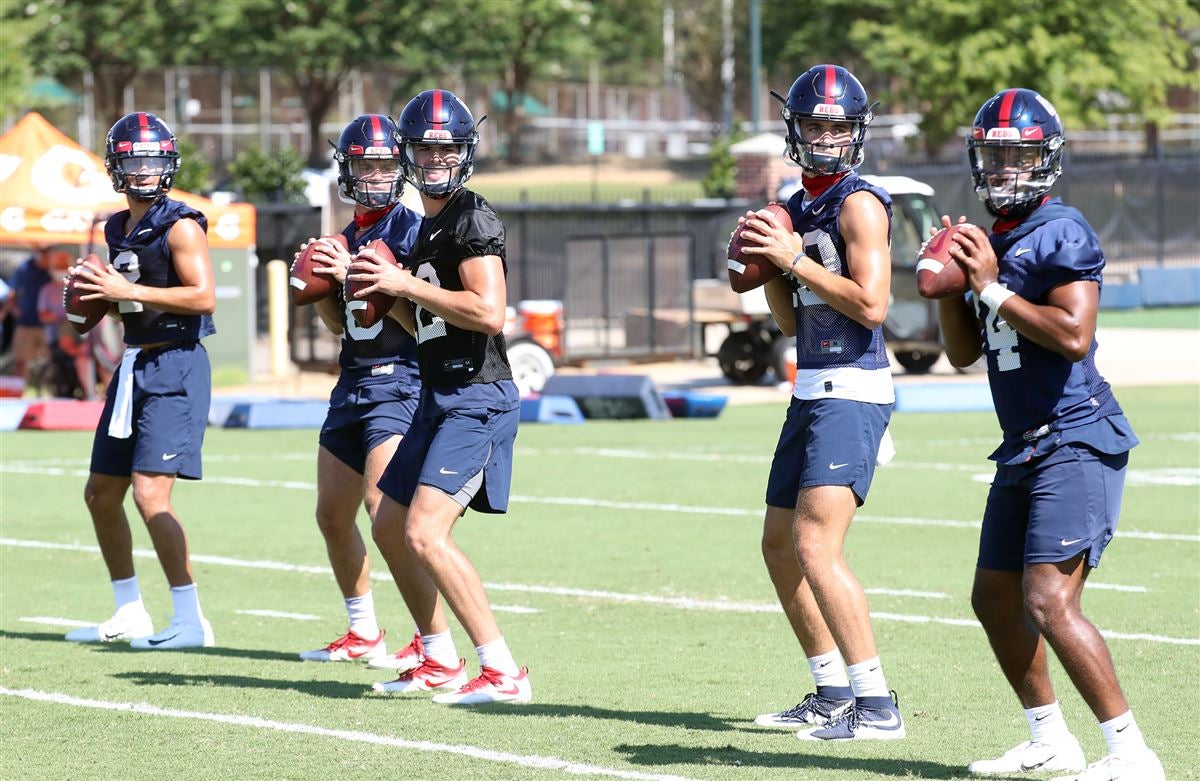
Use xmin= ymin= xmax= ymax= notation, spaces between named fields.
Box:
xmin=335 ymin=149 xmax=404 ymax=209
xmin=968 ymin=136 xmax=1063 ymax=218
xmin=401 ymin=138 xmax=476 ymax=199
xmin=107 ymin=152 xmax=179 ymax=201
xmin=783 ymin=110 xmax=869 ymax=175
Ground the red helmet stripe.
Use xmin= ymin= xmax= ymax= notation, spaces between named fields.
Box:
xmin=432 ymin=89 xmax=444 ymax=127
xmin=370 ymin=114 xmax=382 ymax=142
xmin=823 ymin=65 xmax=836 ymax=104
xmin=138 ymin=111 xmax=150 ymax=141
xmin=997 ymin=89 xmax=1018 ymax=128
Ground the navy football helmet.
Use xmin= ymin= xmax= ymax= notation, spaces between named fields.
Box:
xmin=332 ymin=114 xmax=404 ymax=209
xmin=774 ymin=65 xmax=876 ymax=175
xmin=396 ymin=89 xmax=482 ymax=198
xmin=104 ymin=112 xmax=180 ymax=201
xmin=968 ymin=88 xmax=1065 ymax=218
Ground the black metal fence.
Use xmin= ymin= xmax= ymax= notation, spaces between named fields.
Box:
xmin=876 ymin=154 xmax=1200 ymax=271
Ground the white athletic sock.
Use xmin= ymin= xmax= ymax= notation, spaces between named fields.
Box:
xmin=807 ymin=649 xmax=850 ymax=689
xmin=420 ymin=630 xmax=458 ymax=667
xmin=846 ymin=656 xmax=889 ymax=698
xmin=344 ymin=592 xmax=379 ymax=639
xmin=1025 ymin=701 xmax=1074 ymax=744
xmin=476 ymin=636 xmax=519 ymax=676
xmin=1100 ymin=710 xmax=1148 ymax=755
xmin=112 ymin=576 xmax=142 ymax=613
xmin=169 ymin=584 xmax=203 ymax=626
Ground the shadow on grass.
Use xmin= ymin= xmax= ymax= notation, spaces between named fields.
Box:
xmin=439 ymin=701 xmax=743 ymax=732
xmin=614 ymin=742 xmax=966 ymax=779
xmin=0 ymin=629 xmax=309 ymax=663
xmin=113 ymin=670 xmax=370 ymax=700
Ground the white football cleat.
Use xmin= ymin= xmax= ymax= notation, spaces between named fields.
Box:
xmin=969 ymin=738 xmax=1087 ymax=775
xmin=367 ymin=632 xmax=424 ymax=671
xmin=431 ymin=666 xmax=532 ymax=706
xmin=129 ymin=618 xmax=214 ymax=650
xmin=1051 ymin=750 xmax=1165 ymax=781
xmin=371 ymin=656 xmax=467 ymax=695
xmin=65 ymin=607 xmax=155 ymax=644
xmin=299 ymin=629 xmax=386 ymax=662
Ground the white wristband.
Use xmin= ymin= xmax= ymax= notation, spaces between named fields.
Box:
xmin=979 ymin=282 xmax=1015 ymax=312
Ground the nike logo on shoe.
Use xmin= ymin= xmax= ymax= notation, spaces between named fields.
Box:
xmin=147 ymin=633 xmax=179 ymax=646
xmin=423 ymin=676 xmax=459 ymax=688
xmin=864 ymin=710 xmax=902 ymax=729
xmin=496 ymin=683 xmax=521 ymax=696
xmin=102 ymin=631 xmax=123 ymax=641
xmin=829 ymin=462 xmax=849 ymax=470
xmin=439 ymin=467 xmax=458 ymax=475
xmin=1014 ymin=247 xmax=1033 ymax=256
xmin=1019 ymin=755 xmax=1055 ymax=771
xmin=1060 ymin=538 xmax=1084 ymax=546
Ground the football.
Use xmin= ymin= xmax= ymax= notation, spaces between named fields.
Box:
xmin=916 ymin=225 xmax=971 ymax=299
xmin=346 ymin=239 xmax=399 ymax=328
xmin=289 ymin=234 xmax=348 ymax=306
xmin=728 ymin=203 xmax=792 ymax=294
xmin=63 ymin=254 xmax=110 ymax=334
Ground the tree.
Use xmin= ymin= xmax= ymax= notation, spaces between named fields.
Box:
xmin=13 ymin=0 xmax=199 ymax=144
xmin=195 ymin=0 xmax=420 ymax=168
xmin=851 ymin=0 xmax=1200 ymax=153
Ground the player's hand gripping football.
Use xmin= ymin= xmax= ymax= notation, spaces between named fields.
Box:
xmin=736 ymin=208 xmax=805 ymax=274
xmin=72 ymin=259 xmax=137 ymax=303
xmin=944 ymin=218 xmax=1000 ymax=295
xmin=348 ymin=246 xmax=412 ymax=299
xmin=302 ymin=237 xmax=353 ymax=285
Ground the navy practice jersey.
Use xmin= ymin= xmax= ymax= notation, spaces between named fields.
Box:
xmin=335 ymin=204 xmax=421 ymax=383
xmin=406 ymin=189 xmax=513 ymax=388
xmin=974 ymin=198 xmax=1132 ymax=463
xmin=783 ymin=174 xmax=892 ymax=370
xmin=104 ymin=196 xmax=216 ymax=345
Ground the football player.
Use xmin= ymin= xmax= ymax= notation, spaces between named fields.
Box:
xmin=937 ymin=88 xmax=1163 ymax=781
xmin=66 ymin=112 xmax=216 ymax=649
xmin=349 ymin=89 xmax=530 ymax=704
xmin=293 ymin=114 xmax=447 ymax=671
xmin=738 ymin=65 xmax=904 ymax=740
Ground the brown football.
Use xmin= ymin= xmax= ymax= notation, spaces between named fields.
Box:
xmin=916 ymin=225 xmax=971 ymax=299
xmin=728 ymin=203 xmax=792 ymax=294
xmin=290 ymin=234 xmax=349 ymax=306
xmin=63 ymin=254 xmax=110 ymax=334
xmin=346 ymin=239 xmax=399 ymax=328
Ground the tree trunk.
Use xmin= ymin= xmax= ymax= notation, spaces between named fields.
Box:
xmin=295 ymin=70 xmax=343 ymax=169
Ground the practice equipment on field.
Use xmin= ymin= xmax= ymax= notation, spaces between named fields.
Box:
xmin=540 ymin=374 xmax=670 ymax=420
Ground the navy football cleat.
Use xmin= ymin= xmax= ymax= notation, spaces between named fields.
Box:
xmin=754 ymin=686 xmax=854 ymax=728
xmin=797 ymin=691 xmax=906 ymax=741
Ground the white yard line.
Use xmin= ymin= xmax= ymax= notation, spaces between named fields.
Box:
xmin=236 ymin=609 xmax=322 ymax=621
xmin=18 ymin=616 xmax=93 ymax=628
xmin=2 ymin=537 xmax=1190 ymax=645
xmin=0 ymin=687 xmax=701 ymax=781
xmin=4 ymin=462 xmax=1194 ymax=540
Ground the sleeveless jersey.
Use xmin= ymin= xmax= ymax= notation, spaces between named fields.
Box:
xmin=784 ymin=174 xmax=892 ymax=372
xmin=335 ymin=204 xmax=421 ymax=385
xmin=975 ymin=198 xmax=1132 ymax=462
xmin=104 ymin=196 xmax=216 ymax=345
xmin=406 ymin=189 xmax=512 ymax=388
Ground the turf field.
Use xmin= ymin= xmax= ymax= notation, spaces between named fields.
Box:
xmin=1 ymin=384 xmax=1197 ymax=780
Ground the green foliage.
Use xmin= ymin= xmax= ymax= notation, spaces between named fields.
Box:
xmin=171 ymin=136 xmax=211 ymax=195
xmin=226 ymin=147 xmax=308 ymax=204
xmin=0 ymin=8 xmax=36 ymax=123
xmin=850 ymin=0 xmax=1200 ymax=150
xmin=701 ymin=132 xmax=745 ymax=199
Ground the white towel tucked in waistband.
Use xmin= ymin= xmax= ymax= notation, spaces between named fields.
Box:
xmin=107 ymin=347 xmax=141 ymax=439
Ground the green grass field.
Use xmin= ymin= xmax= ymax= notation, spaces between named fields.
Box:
xmin=1 ymin=385 xmax=1197 ymax=780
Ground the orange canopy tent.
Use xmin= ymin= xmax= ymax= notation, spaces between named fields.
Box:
xmin=0 ymin=112 xmax=255 ymax=249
